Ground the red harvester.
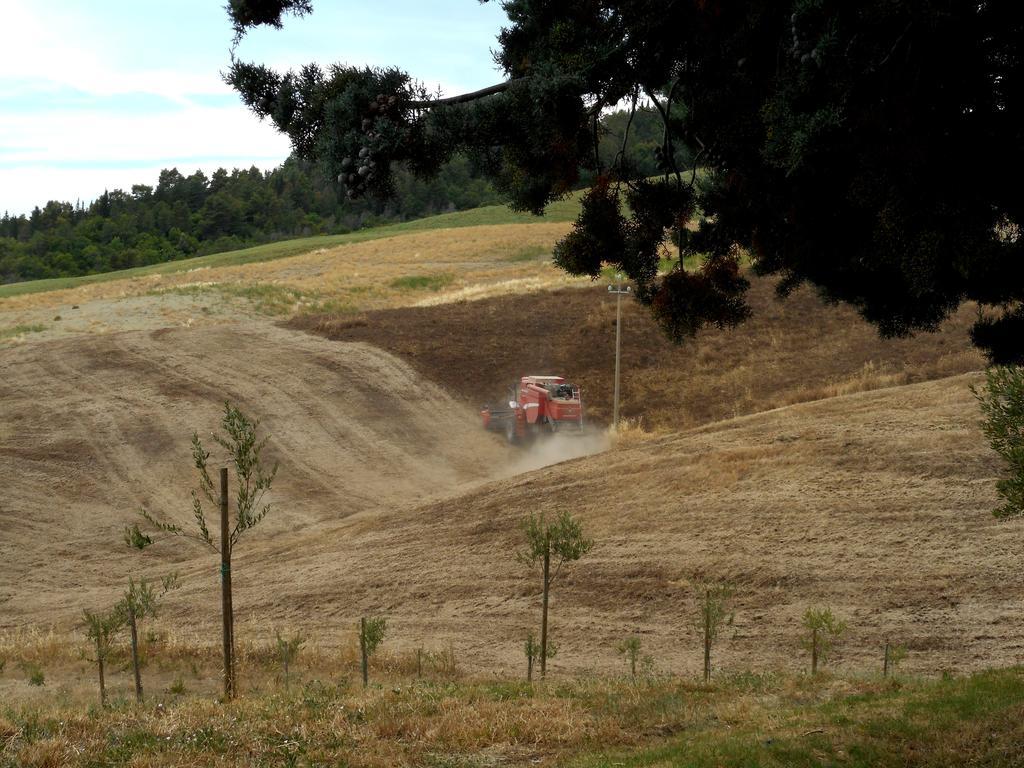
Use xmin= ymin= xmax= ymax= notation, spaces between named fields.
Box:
xmin=481 ymin=375 xmax=584 ymax=444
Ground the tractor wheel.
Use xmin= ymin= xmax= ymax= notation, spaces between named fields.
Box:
xmin=505 ymin=419 xmax=518 ymax=445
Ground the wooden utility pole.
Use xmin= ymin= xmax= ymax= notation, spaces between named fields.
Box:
xmin=608 ymin=277 xmax=631 ymax=431
xmin=220 ymin=467 xmax=235 ymax=700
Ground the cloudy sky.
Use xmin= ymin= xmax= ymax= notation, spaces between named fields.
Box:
xmin=0 ymin=1 xmax=508 ymax=216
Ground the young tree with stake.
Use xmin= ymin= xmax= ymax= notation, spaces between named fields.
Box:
xmin=115 ymin=573 xmax=180 ymax=703
xmin=519 ymin=511 xmax=593 ymax=679
xmin=617 ymin=636 xmax=642 ymax=679
xmin=82 ymin=607 xmax=124 ymax=707
xmin=803 ymin=607 xmax=846 ymax=676
xmin=275 ymin=630 xmax=305 ymax=693
xmin=357 ymin=617 xmax=387 ymax=688
xmin=695 ymin=583 xmax=734 ymax=683
xmin=140 ymin=403 xmax=278 ymax=700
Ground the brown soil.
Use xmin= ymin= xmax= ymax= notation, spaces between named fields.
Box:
xmin=0 ymin=322 xmax=512 ymax=627
xmin=209 ymin=373 xmax=1024 ymax=677
xmin=0 ymin=267 xmax=1012 ymax=687
xmin=292 ymin=276 xmax=984 ymax=431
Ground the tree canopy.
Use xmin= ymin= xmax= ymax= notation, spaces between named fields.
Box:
xmin=228 ymin=0 xmax=1024 ymax=363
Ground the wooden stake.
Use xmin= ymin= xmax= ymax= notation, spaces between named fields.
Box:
xmin=811 ymin=627 xmax=819 ymax=675
xmin=220 ymin=467 xmax=235 ymax=700
xmin=703 ymin=590 xmax=712 ymax=683
xmin=360 ymin=617 xmax=369 ymax=688
xmin=96 ymin=636 xmax=107 ymax=707
xmin=129 ymin=607 xmax=143 ymax=702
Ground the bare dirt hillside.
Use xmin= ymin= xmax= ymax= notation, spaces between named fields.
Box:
xmin=6 ymin=362 xmax=1019 ymax=677
xmin=211 ymin=373 xmax=1022 ymax=677
xmin=0 ymin=322 xmax=514 ymax=626
xmin=295 ymin=276 xmax=984 ymax=431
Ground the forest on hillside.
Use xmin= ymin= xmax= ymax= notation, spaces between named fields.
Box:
xmin=0 ymin=109 xmax=674 ymax=284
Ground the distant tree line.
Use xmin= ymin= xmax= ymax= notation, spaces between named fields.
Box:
xmin=0 ymin=109 xmax=667 ymax=285
xmin=0 ymin=156 xmax=500 ymax=284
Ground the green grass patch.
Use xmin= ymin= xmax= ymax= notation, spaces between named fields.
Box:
xmin=503 ymin=244 xmax=551 ymax=262
xmin=573 ymin=669 xmax=1024 ymax=768
xmin=0 ymin=193 xmax=584 ymax=302
xmin=389 ymin=274 xmax=455 ymax=291
xmin=0 ymin=323 xmax=46 ymax=340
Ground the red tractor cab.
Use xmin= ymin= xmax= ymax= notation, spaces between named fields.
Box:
xmin=481 ymin=375 xmax=584 ymax=443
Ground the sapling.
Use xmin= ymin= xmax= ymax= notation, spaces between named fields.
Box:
xmin=358 ymin=616 xmax=387 ymax=688
xmin=802 ymin=607 xmax=846 ymax=675
xmin=524 ymin=632 xmax=556 ymax=682
xmin=519 ymin=511 xmax=593 ymax=678
xmin=883 ymin=639 xmax=908 ymax=678
xmin=140 ymin=402 xmax=278 ymax=700
xmin=695 ymin=582 xmax=734 ymax=683
xmin=82 ymin=607 xmax=124 ymax=706
xmin=972 ymin=366 xmax=1024 ymax=518
xmin=275 ymin=630 xmax=305 ymax=693
xmin=116 ymin=574 xmax=180 ymax=703
xmin=618 ymin=636 xmax=642 ymax=678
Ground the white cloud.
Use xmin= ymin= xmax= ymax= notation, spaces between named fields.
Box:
xmin=0 ymin=107 xmax=290 ymax=214
xmin=0 ymin=0 xmax=507 ymax=215
xmin=0 ymin=3 xmax=289 ymax=214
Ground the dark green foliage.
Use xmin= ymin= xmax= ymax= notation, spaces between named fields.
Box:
xmin=229 ymin=1 xmax=1024 ymax=363
xmin=552 ymin=178 xmax=624 ymax=278
xmin=972 ymin=367 xmax=1024 ymax=518
xmin=226 ymin=0 xmax=311 ymax=42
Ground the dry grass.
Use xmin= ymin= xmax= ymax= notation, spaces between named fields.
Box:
xmin=0 ymin=222 xmax=573 ymax=321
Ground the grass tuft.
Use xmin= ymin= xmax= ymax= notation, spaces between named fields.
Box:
xmin=0 ymin=323 xmax=46 ymax=340
xmin=389 ymin=274 xmax=455 ymax=291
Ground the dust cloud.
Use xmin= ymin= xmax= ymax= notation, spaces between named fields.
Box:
xmin=502 ymin=430 xmax=611 ymax=476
